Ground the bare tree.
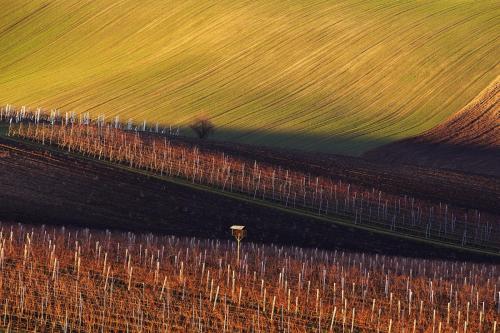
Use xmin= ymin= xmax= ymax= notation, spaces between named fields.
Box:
xmin=189 ymin=116 xmax=215 ymax=139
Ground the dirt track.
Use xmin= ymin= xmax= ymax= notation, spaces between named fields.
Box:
xmin=0 ymin=137 xmax=497 ymax=262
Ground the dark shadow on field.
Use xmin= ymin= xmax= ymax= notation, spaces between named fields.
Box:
xmin=186 ymin=126 xmax=500 ymax=177
xmin=178 ymin=126 xmax=393 ymax=157
xmin=364 ymin=140 xmax=500 ymax=178
xmin=0 ymin=137 xmax=497 ymax=263
xmin=167 ymin=129 xmax=500 ymax=215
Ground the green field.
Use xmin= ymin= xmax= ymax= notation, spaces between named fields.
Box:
xmin=0 ymin=0 xmax=498 ymax=155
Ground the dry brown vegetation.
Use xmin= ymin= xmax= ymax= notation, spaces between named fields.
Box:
xmin=1 ymin=106 xmax=499 ymax=332
xmin=8 ymin=121 xmax=499 ymax=254
xmin=3 ymin=135 xmax=486 ymax=261
xmin=0 ymin=222 xmax=498 ymax=332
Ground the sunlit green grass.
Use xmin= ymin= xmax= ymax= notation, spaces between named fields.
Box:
xmin=0 ymin=0 xmax=498 ymax=155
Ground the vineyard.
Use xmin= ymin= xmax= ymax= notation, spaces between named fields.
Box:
xmin=3 ymin=107 xmax=499 ymax=255
xmin=1 ymin=2 xmax=499 ymax=333
xmin=0 ymin=221 xmax=498 ymax=332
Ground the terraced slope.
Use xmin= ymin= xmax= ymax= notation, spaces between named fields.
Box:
xmin=0 ymin=0 xmax=499 ymax=155
xmin=364 ymin=77 xmax=500 ymax=176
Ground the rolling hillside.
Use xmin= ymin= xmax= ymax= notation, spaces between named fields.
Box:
xmin=364 ymin=77 xmax=500 ymax=176
xmin=0 ymin=0 xmax=499 ymax=155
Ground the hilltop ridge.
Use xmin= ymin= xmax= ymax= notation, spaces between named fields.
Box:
xmin=364 ymin=78 xmax=499 ymax=176
xmin=1 ymin=0 xmax=499 ymax=154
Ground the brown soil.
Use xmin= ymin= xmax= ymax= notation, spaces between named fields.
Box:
xmin=0 ymin=137 xmax=497 ymax=262
xmin=363 ymin=78 xmax=500 ymax=177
